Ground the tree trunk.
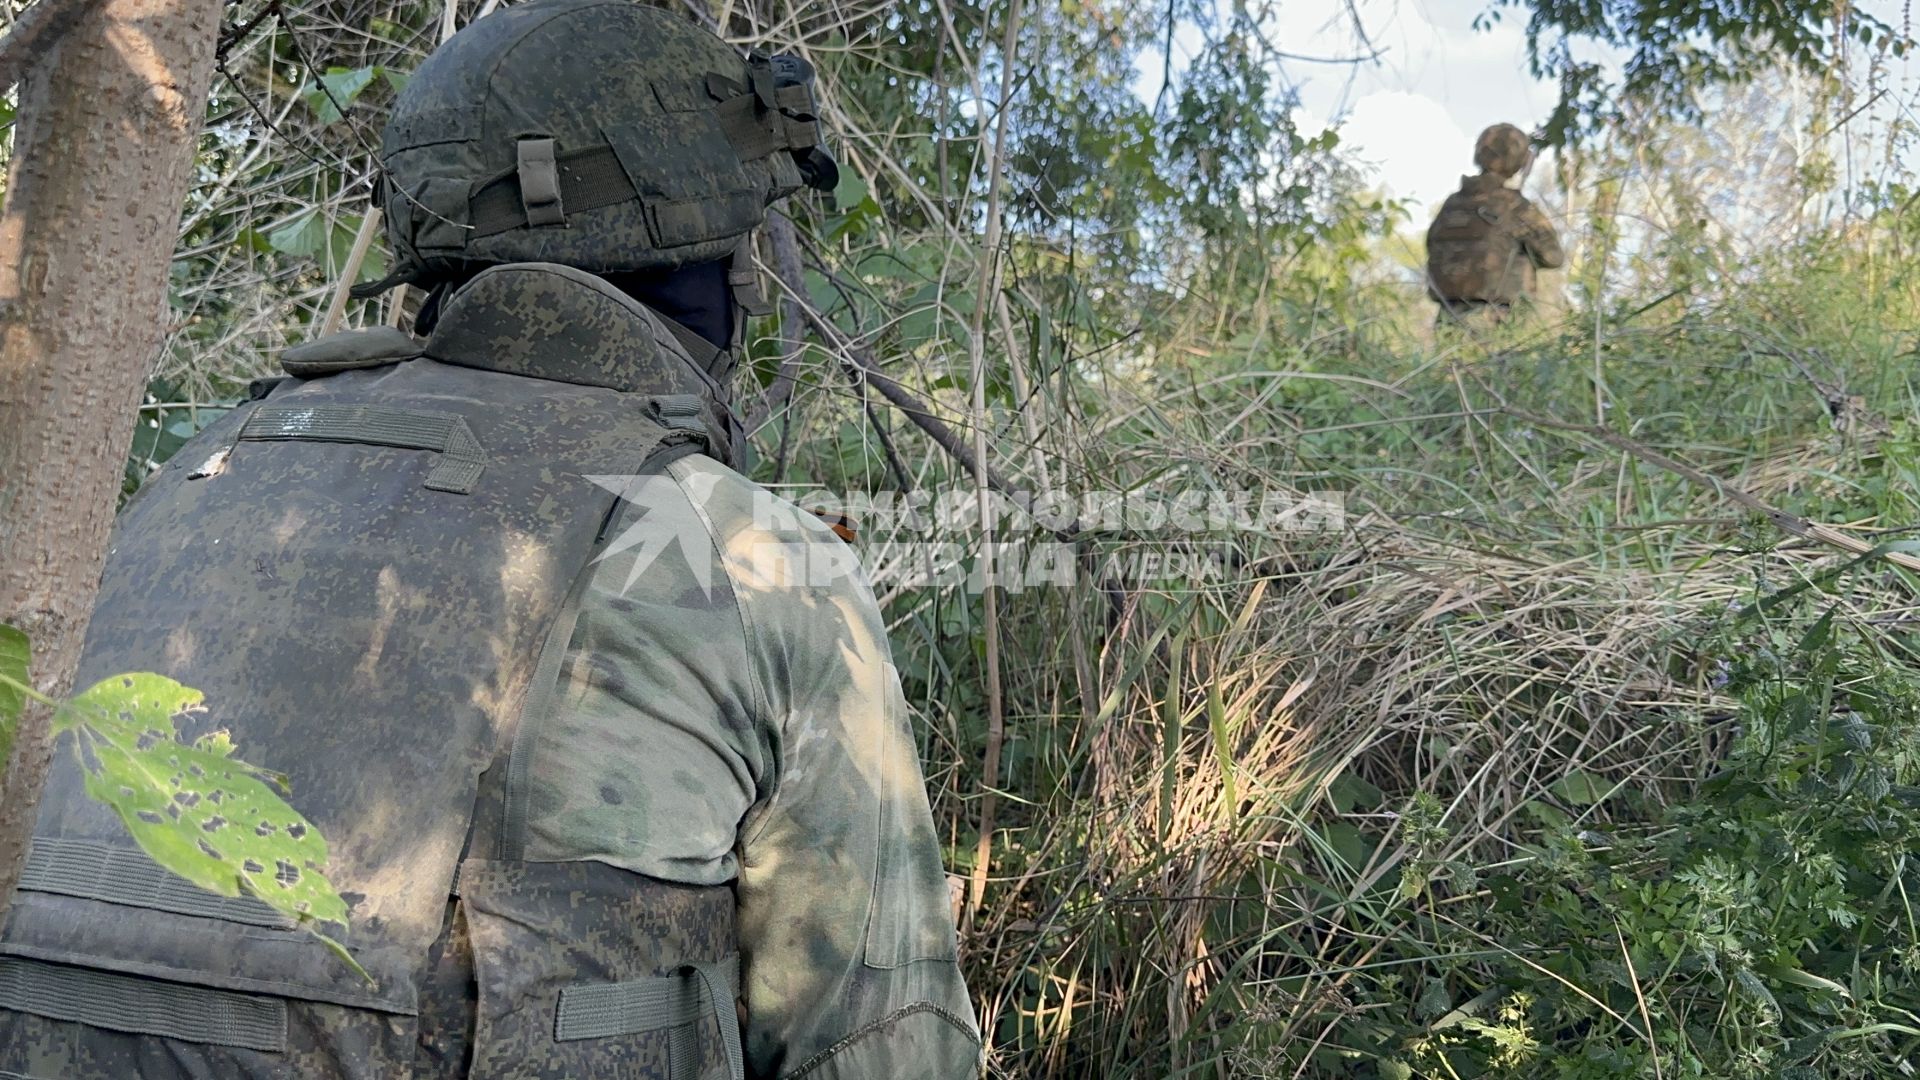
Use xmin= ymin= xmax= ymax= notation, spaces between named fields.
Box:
xmin=0 ymin=0 xmax=221 ymax=920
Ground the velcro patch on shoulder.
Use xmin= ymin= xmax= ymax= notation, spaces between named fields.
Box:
xmin=281 ymin=327 xmax=425 ymax=377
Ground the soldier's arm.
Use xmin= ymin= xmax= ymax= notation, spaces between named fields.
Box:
xmin=710 ymin=487 xmax=980 ymax=1078
xmin=1516 ymin=199 xmax=1566 ymax=269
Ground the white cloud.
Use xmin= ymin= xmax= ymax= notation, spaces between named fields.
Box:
xmin=1333 ymin=90 xmax=1471 ymax=221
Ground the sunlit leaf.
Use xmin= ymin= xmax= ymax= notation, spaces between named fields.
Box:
xmin=0 ymin=624 xmax=27 ymax=764
xmin=267 ymin=211 xmax=327 ymax=260
xmin=264 ymin=213 xmax=387 ymax=283
xmin=831 ymin=171 xmax=868 ymax=212
xmin=67 ymin=673 xmax=349 ymax=930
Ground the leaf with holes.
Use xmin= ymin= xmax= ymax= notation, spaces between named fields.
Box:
xmin=0 ymin=624 xmax=27 ymax=764
xmin=67 ymin=673 xmax=349 ymax=931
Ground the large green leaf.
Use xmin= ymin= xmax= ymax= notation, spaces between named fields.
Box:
xmin=66 ymin=674 xmax=350 ymax=932
xmin=0 ymin=624 xmax=27 ymax=765
xmin=266 ymin=212 xmax=388 ymax=283
xmin=301 ymin=66 xmax=378 ymax=126
xmin=267 ymin=211 xmax=328 ymax=260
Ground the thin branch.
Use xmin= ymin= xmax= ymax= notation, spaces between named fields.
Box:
xmin=319 ymin=207 xmax=382 ymax=335
xmin=215 ymin=0 xmax=281 ymax=60
xmin=964 ymin=0 xmax=1023 ymax=932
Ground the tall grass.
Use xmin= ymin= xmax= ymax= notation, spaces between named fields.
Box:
xmin=872 ymin=240 xmax=1920 ymax=1077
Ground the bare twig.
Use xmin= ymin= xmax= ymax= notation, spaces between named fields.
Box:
xmin=319 ymin=206 xmax=382 ymax=335
xmin=963 ymin=0 xmax=1023 ymax=932
xmin=215 ymin=0 xmax=281 ymax=59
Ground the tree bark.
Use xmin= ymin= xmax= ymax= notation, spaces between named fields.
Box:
xmin=0 ymin=0 xmax=221 ymax=920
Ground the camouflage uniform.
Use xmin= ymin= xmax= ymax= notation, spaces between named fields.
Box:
xmin=1426 ymin=124 xmax=1565 ymax=326
xmin=526 ymin=453 xmax=980 ymax=1077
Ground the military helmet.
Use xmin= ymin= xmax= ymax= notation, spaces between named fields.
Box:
xmin=1473 ymin=123 xmax=1532 ymax=178
xmin=356 ymin=0 xmax=837 ymax=297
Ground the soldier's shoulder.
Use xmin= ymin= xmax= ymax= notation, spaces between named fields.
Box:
xmin=667 ymin=455 xmax=878 ymax=603
xmin=666 ymin=456 xmax=890 ymax=680
xmin=667 ymin=455 xmax=843 ymax=546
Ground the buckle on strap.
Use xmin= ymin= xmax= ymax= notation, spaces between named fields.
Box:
xmin=553 ymin=957 xmax=744 ymax=1079
xmin=647 ymin=395 xmax=708 ymax=435
xmin=517 ymin=137 xmax=566 ymax=227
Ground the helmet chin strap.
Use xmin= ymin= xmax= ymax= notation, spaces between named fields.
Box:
xmin=729 ymin=236 xmax=772 ymax=323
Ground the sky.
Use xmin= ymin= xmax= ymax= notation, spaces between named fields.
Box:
xmin=1130 ymin=0 xmax=1916 ymax=227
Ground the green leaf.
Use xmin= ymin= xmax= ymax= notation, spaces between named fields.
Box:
xmin=1757 ymin=962 xmax=1851 ymax=998
xmin=1798 ymin=604 xmax=1837 ymax=655
xmin=1206 ymin=681 xmax=1238 ymax=819
xmin=0 ymin=624 xmax=27 ymax=764
xmin=831 ymin=171 xmax=869 ymax=213
xmin=267 ymin=211 xmax=327 ymax=260
xmin=1322 ymin=821 xmax=1376 ymax=872
xmin=66 ymin=673 xmax=350 ymax=932
xmin=235 ymin=228 xmax=274 ymax=254
xmin=264 ymin=213 xmax=387 ymax=283
xmin=335 ymin=217 xmax=388 ymax=285
xmin=300 ymin=66 xmax=378 ymax=126
xmin=1551 ymin=769 xmax=1611 ymax=807
xmin=1328 ymin=770 xmax=1383 ymax=813
xmin=379 ymin=67 xmax=410 ymax=94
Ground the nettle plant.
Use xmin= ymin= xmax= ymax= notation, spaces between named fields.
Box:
xmin=0 ymin=625 xmax=355 ymax=971
xmin=1418 ymin=607 xmax=1920 ymax=1079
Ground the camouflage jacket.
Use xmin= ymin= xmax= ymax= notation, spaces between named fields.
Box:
xmin=1425 ymin=174 xmax=1565 ymax=305
xmin=521 ymin=452 xmax=981 ymax=1078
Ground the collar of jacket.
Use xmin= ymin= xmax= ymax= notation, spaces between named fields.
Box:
xmin=424 ymin=262 xmax=731 ymax=402
xmin=424 ymin=261 xmax=744 ymax=467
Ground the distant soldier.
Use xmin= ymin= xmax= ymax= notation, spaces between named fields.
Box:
xmin=1425 ymin=123 xmax=1565 ymax=326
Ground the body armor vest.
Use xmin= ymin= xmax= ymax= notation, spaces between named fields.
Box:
xmin=1425 ymin=179 xmax=1535 ymax=305
xmin=0 ymin=266 xmax=744 ymax=1080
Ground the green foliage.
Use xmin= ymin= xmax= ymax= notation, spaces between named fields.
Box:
xmin=262 ymin=210 xmax=388 ymax=284
xmin=1430 ymin=613 xmax=1920 ymax=1078
xmin=1483 ymin=0 xmax=1907 ymax=145
xmin=130 ymin=0 xmax=1920 ymax=1074
xmin=0 ymin=625 xmax=25 ymax=766
xmin=0 ymin=627 xmax=356 ymax=974
xmin=298 ymin=65 xmax=402 ymax=126
xmin=60 ymin=674 xmax=350 ymax=935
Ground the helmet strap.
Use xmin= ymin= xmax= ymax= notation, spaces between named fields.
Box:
xmin=728 ymin=237 xmax=772 ymax=319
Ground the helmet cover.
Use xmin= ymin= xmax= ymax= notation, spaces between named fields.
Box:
xmin=360 ymin=0 xmax=837 ymax=296
xmin=1473 ymin=123 xmax=1532 ymax=178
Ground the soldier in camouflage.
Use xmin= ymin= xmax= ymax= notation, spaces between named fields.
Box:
xmin=1425 ymin=123 xmax=1565 ymax=326
xmin=0 ymin=2 xmax=979 ymax=1078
